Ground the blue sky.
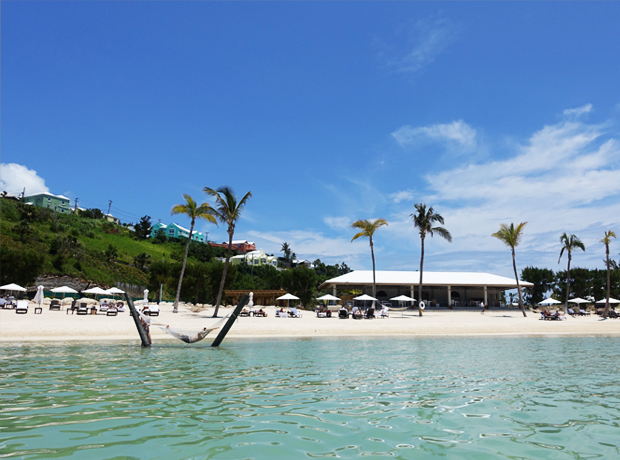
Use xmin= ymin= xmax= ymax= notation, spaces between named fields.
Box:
xmin=3 ymin=2 xmax=620 ymax=278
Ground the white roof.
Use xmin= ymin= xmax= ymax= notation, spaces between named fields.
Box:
xmin=232 ymin=240 xmax=254 ymax=245
xmin=24 ymin=191 xmax=70 ymax=200
xmin=171 ymin=223 xmax=190 ymax=233
xmin=320 ymin=270 xmax=533 ymax=288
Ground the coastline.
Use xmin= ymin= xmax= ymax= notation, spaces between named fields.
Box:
xmin=2 ymin=303 xmax=619 ymax=343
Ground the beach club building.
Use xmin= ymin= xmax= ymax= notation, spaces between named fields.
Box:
xmin=150 ymin=222 xmax=206 ymax=243
xmin=320 ymin=271 xmax=533 ymax=308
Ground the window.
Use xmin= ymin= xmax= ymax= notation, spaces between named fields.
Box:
xmin=48 ymin=197 xmax=51 ymax=201
xmin=168 ymin=229 xmax=174 ymax=235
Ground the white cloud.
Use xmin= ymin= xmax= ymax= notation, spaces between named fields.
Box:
xmin=390 ymin=190 xmax=415 ymax=203
xmin=247 ymin=229 xmax=368 ymax=265
xmin=323 ymin=216 xmax=350 ymax=231
xmin=390 ymin=17 xmax=455 ymax=75
xmin=392 ymin=120 xmax=477 ymax=151
xmin=563 ymin=103 xmax=593 ymax=119
xmin=0 ymin=163 xmax=49 ymax=196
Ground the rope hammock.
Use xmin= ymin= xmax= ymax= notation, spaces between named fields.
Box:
xmin=137 ymin=310 xmax=228 ymax=344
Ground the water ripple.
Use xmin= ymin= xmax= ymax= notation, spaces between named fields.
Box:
xmin=1 ymin=337 xmax=620 ymax=459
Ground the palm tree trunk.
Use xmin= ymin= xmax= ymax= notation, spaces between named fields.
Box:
xmin=174 ymin=220 xmax=194 ymax=313
xmin=603 ymin=244 xmax=611 ymax=317
xmin=213 ymin=229 xmax=233 ymax=317
xmin=418 ymin=236 xmax=425 ymax=317
xmin=512 ymin=247 xmax=526 ymax=317
xmin=564 ymin=254 xmax=571 ymax=315
xmin=370 ymin=238 xmax=376 ymax=310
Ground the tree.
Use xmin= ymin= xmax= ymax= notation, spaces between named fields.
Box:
xmin=350 ymin=218 xmax=389 ymax=308
xmin=280 ymin=266 xmax=319 ymax=308
xmin=0 ymin=246 xmax=45 ymax=286
xmin=492 ymin=222 xmax=528 ymax=317
xmin=203 ymin=186 xmax=252 ymax=317
xmin=558 ymin=233 xmax=585 ymax=314
xmin=105 ymin=244 xmax=118 ymax=263
xmin=279 ymin=242 xmax=295 ymax=268
xmin=133 ymin=215 xmax=152 ymax=239
xmin=601 ymin=230 xmax=617 ymax=317
xmin=521 ymin=266 xmax=556 ymax=305
xmin=170 ymin=194 xmax=217 ymax=313
xmin=134 ymin=252 xmax=152 ymax=272
xmin=411 ymin=204 xmax=451 ymax=316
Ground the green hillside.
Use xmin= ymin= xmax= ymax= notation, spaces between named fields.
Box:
xmin=0 ymin=198 xmax=351 ymax=305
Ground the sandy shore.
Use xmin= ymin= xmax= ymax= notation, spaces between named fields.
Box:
xmin=1 ymin=303 xmax=619 ymax=343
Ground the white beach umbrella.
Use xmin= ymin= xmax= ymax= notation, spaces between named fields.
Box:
xmin=567 ymin=297 xmax=589 ymax=304
xmin=594 ymin=298 xmax=620 ymax=304
xmin=84 ymin=286 xmax=108 ymax=300
xmin=277 ymin=293 xmax=299 ymax=308
xmin=33 ymin=285 xmax=45 ymax=307
xmin=539 ymin=297 xmax=561 ymax=306
xmin=105 ymin=287 xmax=125 ymax=301
xmin=353 ymin=294 xmax=378 ymax=310
xmin=0 ymin=283 xmax=27 ymax=292
xmin=51 ymin=286 xmax=78 ymax=299
xmin=390 ymin=295 xmax=415 ymax=302
xmin=317 ymin=294 xmax=340 ymax=306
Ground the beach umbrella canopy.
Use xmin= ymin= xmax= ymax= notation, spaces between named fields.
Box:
xmin=0 ymin=283 xmax=27 ymax=292
xmin=567 ymin=297 xmax=589 ymax=304
xmin=317 ymin=294 xmax=340 ymax=306
xmin=84 ymin=286 xmax=108 ymax=300
xmin=106 ymin=287 xmax=125 ymax=294
xmin=51 ymin=286 xmax=78 ymax=299
xmin=277 ymin=293 xmax=299 ymax=308
xmin=390 ymin=295 xmax=415 ymax=302
xmin=353 ymin=294 xmax=377 ymax=301
xmin=33 ymin=285 xmax=44 ymax=307
xmin=594 ymin=298 xmax=620 ymax=304
xmin=539 ymin=297 xmax=561 ymax=305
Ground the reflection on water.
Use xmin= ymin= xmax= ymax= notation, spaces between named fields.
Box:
xmin=1 ymin=337 xmax=619 ymax=459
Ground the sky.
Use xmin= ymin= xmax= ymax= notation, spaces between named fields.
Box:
xmin=2 ymin=2 xmax=620 ymax=279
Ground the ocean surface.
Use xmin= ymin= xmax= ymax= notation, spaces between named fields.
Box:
xmin=1 ymin=337 xmax=619 ymax=459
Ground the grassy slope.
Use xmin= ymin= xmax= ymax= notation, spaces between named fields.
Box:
xmin=1 ymin=199 xmax=188 ymax=291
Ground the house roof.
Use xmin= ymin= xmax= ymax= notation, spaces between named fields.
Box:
xmin=24 ymin=191 xmax=70 ymax=200
xmin=231 ymin=240 xmax=254 ymax=245
xmin=320 ymin=270 xmax=533 ymax=289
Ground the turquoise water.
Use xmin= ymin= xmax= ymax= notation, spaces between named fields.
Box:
xmin=1 ymin=337 xmax=619 ymax=459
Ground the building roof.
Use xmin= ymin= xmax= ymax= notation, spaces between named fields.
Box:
xmin=231 ymin=240 xmax=254 ymax=245
xmin=320 ymin=270 xmax=533 ymax=289
xmin=24 ymin=191 xmax=70 ymax=201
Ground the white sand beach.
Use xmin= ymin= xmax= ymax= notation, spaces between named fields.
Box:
xmin=1 ymin=303 xmax=619 ymax=343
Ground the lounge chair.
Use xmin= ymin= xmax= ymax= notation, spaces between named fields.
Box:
xmin=49 ymin=300 xmax=61 ymax=311
xmin=365 ymin=307 xmax=375 ymax=319
xmin=147 ymin=305 xmax=160 ymax=316
xmin=277 ymin=309 xmax=288 ymax=318
xmin=568 ymin=308 xmax=576 ymax=316
xmin=379 ymin=307 xmax=389 ymax=318
xmin=579 ymin=308 xmax=590 ymax=316
xmin=239 ymin=308 xmax=251 ymax=317
xmin=289 ymin=307 xmax=302 ymax=318
xmin=116 ymin=302 xmax=126 ymax=312
xmin=15 ymin=300 xmax=29 ymax=314
xmin=106 ymin=307 xmax=118 ymax=316
xmin=338 ymin=308 xmax=349 ymax=319
xmin=76 ymin=303 xmax=89 ymax=315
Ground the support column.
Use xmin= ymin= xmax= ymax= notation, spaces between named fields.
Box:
xmin=411 ymin=285 xmax=415 ymax=300
xmin=333 ymin=285 xmax=337 ymax=296
xmin=484 ymin=286 xmax=488 ymax=306
xmin=447 ymin=286 xmax=452 ymax=308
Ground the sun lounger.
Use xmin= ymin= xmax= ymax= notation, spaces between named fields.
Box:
xmin=49 ymin=300 xmax=61 ymax=311
xmin=338 ymin=308 xmax=349 ymax=319
xmin=239 ymin=309 xmax=251 ymax=317
xmin=379 ymin=307 xmax=389 ymax=318
xmin=15 ymin=300 xmax=29 ymax=314
xmin=76 ymin=303 xmax=89 ymax=315
xmin=365 ymin=307 xmax=375 ymax=319
xmin=147 ymin=305 xmax=159 ymax=316
xmin=277 ymin=310 xmax=289 ymax=318
xmin=289 ymin=307 xmax=302 ymax=318
xmin=106 ymin=307 xmax=118 ymax=316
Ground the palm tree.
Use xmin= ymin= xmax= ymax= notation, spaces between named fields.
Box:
xmin=171 ymin=194 xmax=217 ymax=313
xmin=558 ymin=233 xmax=585 ymax=315
xmin=492 ymin=222 xmax=528 ymax=317
xmin=411 ymin=204 xmax=452 ymax=316
xmin=350 ymin=218 xmax=389 ymax=308
xmin=203 ymin=186 xmax=252 ymax=317
xmin=601 ymin=230 xmax=617 ymax=317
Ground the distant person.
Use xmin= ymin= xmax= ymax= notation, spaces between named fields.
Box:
xmin=481 ymin=302 xmax=485 ymax=314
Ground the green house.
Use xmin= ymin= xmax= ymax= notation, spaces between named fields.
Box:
xmin=23 ymin=192 xmax=71 ymax=214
